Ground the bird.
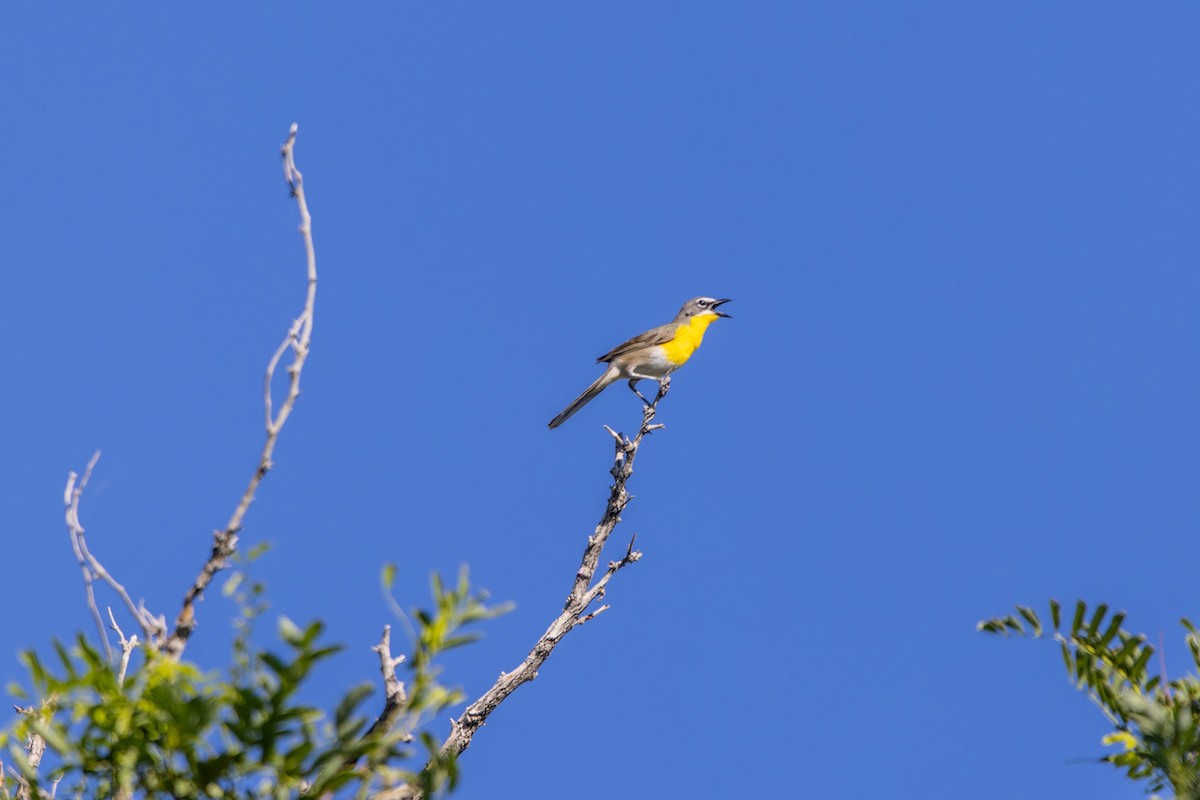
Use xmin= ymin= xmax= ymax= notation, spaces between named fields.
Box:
xmin=548 ymin=297 xmax=731 ymax=429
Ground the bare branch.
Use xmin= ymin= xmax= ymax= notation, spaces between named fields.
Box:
xmin=64 ymin=453 xmax=108 ymax=659
xmin=426 ymin=380 xmax=665 ymax=777
xmin=64 ymin=452 xmax=165 ymax=656
xmin=161 ymin=124 xmax=318 ymax=661
xmin=106 ymin=607 xmax=138 ymax=687
xmin=366 ymin=626 xmax=412 ymax=741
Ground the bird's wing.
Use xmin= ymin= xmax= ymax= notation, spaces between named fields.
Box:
xmin=596 ymin=322 xmax=679 ymax=363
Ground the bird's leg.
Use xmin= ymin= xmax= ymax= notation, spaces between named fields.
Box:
xmin=627 ymin=379 xmax=655 ymax=408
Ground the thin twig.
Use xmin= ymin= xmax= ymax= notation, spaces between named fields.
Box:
xmin=161 ymin=124 xmax=317 ymax=661
xmin=107 ymin=607 xmax=138 ymax=687
xmin=64 ymin=453 xmax=109 ymax=660
xmin=423 ymin=379 xmax=665 ymax=781
xmin=64 ymin=452 xmax=164 ymax=656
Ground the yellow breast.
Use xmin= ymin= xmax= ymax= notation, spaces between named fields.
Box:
xmin=660 ymin=312 xmax=718 ymax=366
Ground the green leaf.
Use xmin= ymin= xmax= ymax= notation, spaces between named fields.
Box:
xmin=1017 ymin=606 xmax=1042 ymax=637
xmin=1086 ymin=604 xmax=1110 ymax=639
xmin=1114 ymin=635 xmax=1144 ymax=668
xmin=1075 ymin=649 xmax=1092 ymax=686
xmin=261 ymin=652 xmax=288 ymax=676
xmin=381 ymin=562 xmax=397 ymax=591
xmin=1071 ymin=601 xmax=1087 ymax=637
xmin=334 ymin=684 xmax=374 ymax=730
xmin=1129 ymin=647 xmax=1153 ymax=683
xmin=977 ymin=620 xmax=1005 ymax=635
xmin=223 ymin=571 xmax=245 ymax=597
xmin=52 ymin=639 xmax=76 ymax=680
xmin=245 ymin=541 xmax=272 ymax=561
xmin=1098 ymin=613 xmax=1126 ymax=651
xmin=1049 ymin=599 xmax=1061 ymax=631
xmin=442 ymin=633 xmax=483 ymax=650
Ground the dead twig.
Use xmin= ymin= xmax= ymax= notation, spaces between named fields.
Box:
xmin=107 ymin=607 xmax=138 ymax=687
xmin=64 ymin=452 xmax=165 ymax=657
xmin=366 ymin=626 xmax=413 ymax=742
xmin=161 ymin=124 xmax=318 ymax=661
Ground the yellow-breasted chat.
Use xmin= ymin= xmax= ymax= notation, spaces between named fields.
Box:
xmin=548 ymin=297 xmax=731 ymax=429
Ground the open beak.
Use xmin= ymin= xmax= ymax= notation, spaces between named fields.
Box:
xmin=713 ymin=298 xmax=732 ymax=318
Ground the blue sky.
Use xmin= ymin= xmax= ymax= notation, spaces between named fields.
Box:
xmin=4 ymin=4 xmax=1199 ymax=797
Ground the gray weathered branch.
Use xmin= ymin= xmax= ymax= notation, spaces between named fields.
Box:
xmin=428 ymin=380 xmax=665 ymax=779
xmin=161 ymin=124 xmax=318 ymax=661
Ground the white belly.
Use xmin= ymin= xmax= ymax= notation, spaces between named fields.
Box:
xmin=615 ymin=348 xmax=676 ymax=380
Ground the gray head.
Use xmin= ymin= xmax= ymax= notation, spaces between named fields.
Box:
xmin=674 ymin=296 xmax=732 ymax=322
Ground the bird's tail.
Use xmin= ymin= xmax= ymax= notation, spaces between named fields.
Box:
xmin=548 ymin=366 xmax=620 ymax=429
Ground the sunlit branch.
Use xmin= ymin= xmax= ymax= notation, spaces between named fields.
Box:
xmin=162 ymin=124 xmax=318 ymax=661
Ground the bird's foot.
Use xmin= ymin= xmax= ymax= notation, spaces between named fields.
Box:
xmin=654 ymin=377 xmax=671 ymax=404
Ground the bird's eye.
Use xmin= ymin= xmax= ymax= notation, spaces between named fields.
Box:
xmin=697 ymin=299 xmax=708 ymax=307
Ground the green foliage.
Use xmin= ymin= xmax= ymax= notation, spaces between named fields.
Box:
xmin=981 ymin=600 xmax=1200 ymax=799
xmin=2 ymin=565 xmax=509 ymax=799
xmin=409 ymin=566 xmax=516 ymax=717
